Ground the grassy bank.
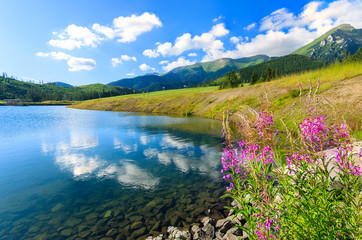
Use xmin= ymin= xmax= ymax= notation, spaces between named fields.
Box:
xmin=25 ymin=100 xmax=74 ymax=105
xmin=70 ymin=62 xmax=362 ymax=134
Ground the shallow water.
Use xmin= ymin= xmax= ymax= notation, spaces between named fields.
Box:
xmin=0 ymin=106 xmax=227 ymax=239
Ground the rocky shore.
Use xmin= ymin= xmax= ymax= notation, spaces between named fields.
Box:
xmin=144 ymin=200 xmax=248 ymax=240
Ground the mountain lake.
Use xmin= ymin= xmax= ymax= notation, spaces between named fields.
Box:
xmin=0 ymin=106 xmax=228 ymax=239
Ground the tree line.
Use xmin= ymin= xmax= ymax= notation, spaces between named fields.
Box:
xmin=0 ymin=77 xmax=135 ymax=102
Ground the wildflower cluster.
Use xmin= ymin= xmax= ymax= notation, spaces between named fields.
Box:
xmin=221 ymin=101 xmax=361 ymax=239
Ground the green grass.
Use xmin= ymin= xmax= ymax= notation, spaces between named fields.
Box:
xmin=71 ymin=61 xmax=362 ymax=131
xmin=83 ymin=86 xmax=218 ymax=101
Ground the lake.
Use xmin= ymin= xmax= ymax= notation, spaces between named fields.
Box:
xmin=0 ymin=106 xmax=227 ymax=239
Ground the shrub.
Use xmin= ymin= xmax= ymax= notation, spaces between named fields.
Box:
xmin=221 ymin=94 xmax=361 ymax=239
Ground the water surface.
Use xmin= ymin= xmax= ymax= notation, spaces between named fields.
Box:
xmin=0 ymin=106 xmax=226 ymax=239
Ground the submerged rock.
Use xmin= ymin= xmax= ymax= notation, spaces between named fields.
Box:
xmin=59 ymin=228 xmax=73 ymax=237
xmin=104 ymin=210 xmax=112 ymax=218
xmin=131 ymin=221 xmax=144 ymax=230
xmin=132 ymin=227 xmax=147 ymax=238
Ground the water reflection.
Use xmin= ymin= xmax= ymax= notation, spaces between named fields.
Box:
xmin=38 ymin=115 xmax=222 ymax=189
xmin=0 ymin=107 xmax=226 ymax=239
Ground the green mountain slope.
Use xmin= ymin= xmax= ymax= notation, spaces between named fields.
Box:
xmin=238 ymin=54 xmax=325 ymax=82
xmin=108 ymin=55 xmax=271 ymax=90
xmin=0 ymin=77 xmax=133 ymax=102
xmin=46 ymin=82 xmax=73 ymax=87
xmin=293 ymin=24 xmax=362 ymax=62
xmin=204 ymin=54 xmax=325 ymax=87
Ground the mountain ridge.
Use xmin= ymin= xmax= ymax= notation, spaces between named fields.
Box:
xmin=108 ymin=55 xmax=271 ymax=90
xmin=293 ymin=24 xmax=362 ymax=62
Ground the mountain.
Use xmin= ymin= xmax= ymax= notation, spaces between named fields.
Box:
xmin=108 ymin=55 xmax=271 ymax=90
xmin=204 ymin=54 xmax=326 ymax=87
xmin=46 ymin=82 xmax=73 ymax=87
xmin=0 ymin=77 xmax=133 ymax=102
xmin=293 ymin=24 xmax=362 ymax=62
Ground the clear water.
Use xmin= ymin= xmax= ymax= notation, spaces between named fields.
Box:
xmin=0 ymin=106 xmax=227 ymax=240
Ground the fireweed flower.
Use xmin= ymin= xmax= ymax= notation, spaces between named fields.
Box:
xmin=335 ymin=146 xmax=361 ymax=176
xmin=300 ymin=115 xmax=330 ymax=150
xmin=221 ymin=106 xmax=361 ymax=238
xmin=255 ymin=217 xmax=278 ymax=240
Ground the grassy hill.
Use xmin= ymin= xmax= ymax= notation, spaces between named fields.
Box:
xmin=293 ymin=24 xmax=362 ymax=62
xmin=108 ymin=55 xmax=271 ymax=91
xmin=0 ymin=77 xmax=134 ymax=102
xmin=71 ymin=61 xmax=362 ymax=134
xmin=205 ymin=54 xmax=326 ymax=87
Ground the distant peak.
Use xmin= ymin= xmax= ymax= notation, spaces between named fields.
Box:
xmin=334 ymin=23 xmax=355 ymax=31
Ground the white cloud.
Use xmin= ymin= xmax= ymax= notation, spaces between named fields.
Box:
xmin=143 ymin=23 xmax=229 ymax=62
xmin=230 ymin=36 xmax=242 ymax=44
xmin=199 ymin=0 xmax=362 ymax=60
xmin=67 ymin=58 xmax=96 ymax=71
xmin=162 ymin=57 xmax=195 ymax=72
xmin=213 ymin=15 xmax=222 ymax=22
xmin=143 ymin=49 xmax=160 ymax=58
xmin=159 ymin=60 xmax=169 ymax=65
xmin=47 ymin=12 xmax=161 ymax=51
xmin=111 ymin=55 xmax=137 ymax=67
xmin=93 ymin=12 xmax=162 ymax=43
xmin=126 ymin=73 xmax=135 ymax=76
xmin=139 ymin=63 xmax=156 ymax=71
xmin=244 ymin=22 xmax=257 ymax=30
xmin=92 ymin=24 xmax=116 ymax=39
xmin=210 ymin=23 xmax=229 ymax=37
xmin=36 ymin=51 xmax=96 ymax=71
xmin=49 ymin=24 xmax=103 ymax=50
xmin=188 ymin=53 xmax=197 ymax=57
xmin=36 ymin=51 xmax=71 ymax=60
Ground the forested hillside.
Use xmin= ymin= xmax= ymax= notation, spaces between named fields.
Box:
xmin=203 ymin=54 xmax=325 ymax=88
xmin=0 ymin=77 xmax=134 ymax=102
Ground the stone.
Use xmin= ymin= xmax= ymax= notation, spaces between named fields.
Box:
xmin=60 ymin=228 xmax=73 ymax=237
xmin=51 ymin=203 xmax=64 ymax=212
xmin=191 ymin=225 xmax=200 ymax=234
xmin=115 ymin=233 xmax=127 ymax=240
xmin=177 ymin=211 xmax=188 ymax=220
xmin=209 ymin=210 xmax=225 ymax=220
xmin=151 ymin=221 xmax=161 ymax=231
xmin=226 ymin=227 xmax=243 ymax=236
xmin=222 ymin=232 xmax=239 ymax=240
xmin=170 ymin=215 xmax=180 ymax=226
xmin=106 ymin=228 xmax=118 ymax=237
xmin=77 ymin=224 xmax=89 ymax=232
xmin=131 ymin=221 xmax=143 ymax=230
xmin=216 ymin=216 xmax=236 ymax=234
xmin=78 ymin=230 xmax=91 ymax=238
xmin=201 ymin=217 xmax=216 ymax=227
xmin=85 ymin=213 xmax=99 ymax=221
xmin=65 ymin=218 xmax=81 ymax=227
xmin=201 ymin=223 xmax=215 ymax=238
xmin=104 ymin=210 xmax=112 ymax=218
xmin=130 ymin=215 xmax=144 ymax=222
xmin=132 ymin=227 xmax=147 ymax=238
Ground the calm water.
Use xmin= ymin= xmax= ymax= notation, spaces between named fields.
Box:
xmin=0 ymin=106 xmax=227 ymax=240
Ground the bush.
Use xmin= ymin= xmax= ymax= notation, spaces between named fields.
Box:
xmin=221 ymin=94 xmax=361 ymax=239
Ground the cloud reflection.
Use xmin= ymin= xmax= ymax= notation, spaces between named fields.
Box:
xmin=43 ymin=131 xmax=159 ymax=189
xmin=117 ymin=162 xmax=160 ymax=189
xmin=114 ymin=137 xmax=138 ymax=154
xmin=56 ymin=153 xmax=104 ymax=177
xmin=143 ymin=144 xmax=221 ymax=176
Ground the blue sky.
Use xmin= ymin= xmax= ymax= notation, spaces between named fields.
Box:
xmin=0 ymin=0 xmax=361 ymax=86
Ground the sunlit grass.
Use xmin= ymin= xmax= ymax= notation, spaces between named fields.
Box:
xmin=71 ymin=61 xmax=362 ymax=131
